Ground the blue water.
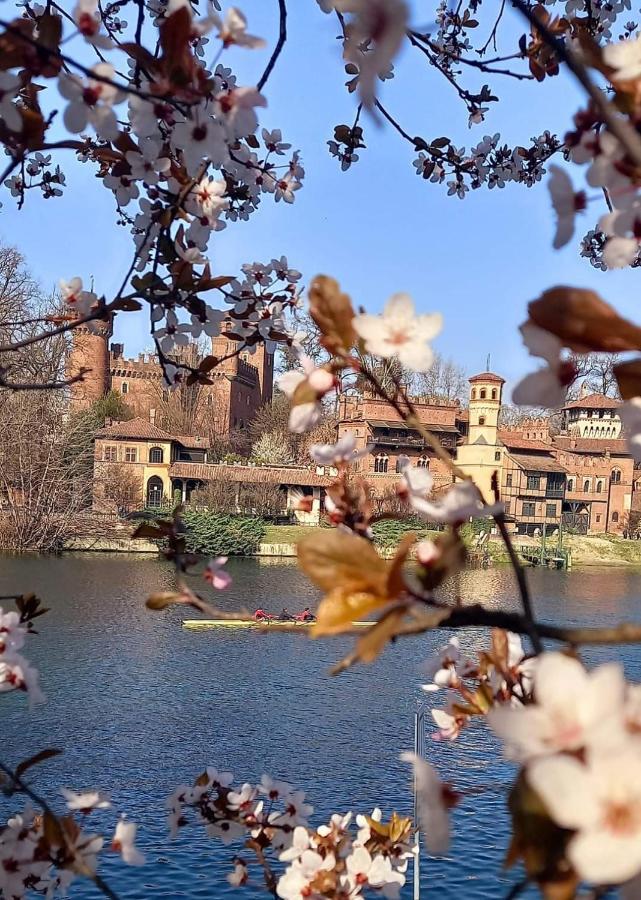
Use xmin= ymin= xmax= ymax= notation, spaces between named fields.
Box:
xmin=2 ymin=555 xmax=641 ymax=898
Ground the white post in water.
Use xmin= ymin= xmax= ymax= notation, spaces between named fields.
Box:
xmin=413 ymin=708 xmax=426 ymax=900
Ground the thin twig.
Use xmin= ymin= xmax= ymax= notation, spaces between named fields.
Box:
xmin=494 ymin=513 xmax=543 ymax=653
xmin=257 ymin=0 xmax=287 ymax=91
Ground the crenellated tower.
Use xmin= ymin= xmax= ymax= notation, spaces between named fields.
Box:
xmin=67 ymin=320 xmax=112 ymax=411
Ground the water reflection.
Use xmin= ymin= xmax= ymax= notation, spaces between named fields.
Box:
xmin=1 ymin=555 xmax=641 ymax=898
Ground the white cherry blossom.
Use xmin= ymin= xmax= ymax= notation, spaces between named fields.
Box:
xmin=277 ymin=848 xmax=336 ymax=900
xmin=211 ymin=8 xmax=265 ymax=48
xmin=344 ymin=845 xmax=405 ymax=896
xmin=0 ymin=609 xmax=26 ymax=654
xmin=58 ymin=63 xmax=123 ymax=141
xmin=73 ymin=0 xmax=113 ymax=47
xmin=338 ymin=0 xmax=409 ymax=108
xmin=431 ymin=707 xmax=464 ymax=741
xmin=400 ymin=753 xmax=449 ymax=854
xmin=353 ymin=293 xmax=442 ymax=372
xmin=278 ymin=355 xmax=335 ymax=434
xmin=112 ymin=819 xmax=145 ymax=866
xmin=547 ymin=165 xmax=587 ymax=249
xmin=125 ymin=143 xmax=171 ymax=184
xmin=204 ymin=557 xmax=231 ymax=590
xmin=422 ymin=636 xmax=469 ymax=692
xmin=0 ymin=71 xmax=23 ymax=133
xmin=309 ymin=431 xmax=369 ymax=466
xmin=409 ymin=480 xmax=503 ymax=524
xmin=603 ymin=34 xmax=641 ymax=82
xmin=512 ymin=320 xmax=576 ymax=408
xmin=488 ymin=652 xmax=627 ymax=761
xmin=61 ymin=789 xmax=111 ymax=812
xmin=528 ymin=747 xmax=641 ymax=885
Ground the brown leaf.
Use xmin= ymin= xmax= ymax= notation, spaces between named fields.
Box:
xmin=491 ymin=628 xmax=509 ymax=670
xmin=0 ymin=19 xmax=34 ymax=70
xmin=308 ymin=274 xmax=357 ymax=355
xmin=614 ymin=357 xmax=641 ymax=399
xmin=529 ymin=287 xmax=641 ymax=352
xmin=298 ymin=529 xmax=388 ymax=594
xmin=198 ymin=275 xmax=235 ymax=292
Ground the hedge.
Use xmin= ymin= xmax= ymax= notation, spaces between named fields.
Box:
xmin=371 ymin=517 xmax=432 ymax=548
xmin=181 ymin=510 xmax=266 ymax=556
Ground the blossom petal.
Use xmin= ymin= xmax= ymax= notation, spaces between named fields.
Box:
xmin=527 ymin=756 xmax=599 ymax=829
xmin=570 ymin=831 xmax=641 ymax=886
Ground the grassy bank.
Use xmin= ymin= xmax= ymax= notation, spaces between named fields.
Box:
xmin=263 ymin=525 xmax=641 ymax=567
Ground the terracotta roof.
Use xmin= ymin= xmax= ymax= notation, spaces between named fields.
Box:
xmin=498 ymin=432 xmax=554 ymax=452
xmin=563 ymin=394 xmax=621 ymax=410
xmin=508 ymin=453 xmax=568 ymax=474
xmin=173 ymin=435 xmax=208 ymax=449
xmin=97 ymin=417 xmax=173 ymax=441
xmin=169 ymin=463 xmax=335 ymax=486
xmin=553 ymin=436 xmax=629 ymax=455
xmin=468 ymin=372 xmax=505 ymax=384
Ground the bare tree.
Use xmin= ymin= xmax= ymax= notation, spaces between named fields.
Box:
xmin=567 ymin=353 xmax=621 ymax=399
xmin=93 ymin=463 xmax=142 ymax=515
xmin=412 ymin=352 xmax=467 ymax=402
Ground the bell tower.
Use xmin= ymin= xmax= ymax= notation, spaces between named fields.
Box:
xmin=67 ymin=320 xmax=112 ymax=411
xmin=467 ymin=372 xmax=504 ymax=446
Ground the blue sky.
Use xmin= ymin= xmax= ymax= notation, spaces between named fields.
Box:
xmin=3 ymin=1 xmax=640 ymax=394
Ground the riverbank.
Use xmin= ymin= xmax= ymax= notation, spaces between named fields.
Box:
xmin=60 ymin=523 xmax=641 ymax=567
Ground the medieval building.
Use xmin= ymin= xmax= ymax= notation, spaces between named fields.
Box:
xmin=68 ymin=322 xmax=274 ymax=437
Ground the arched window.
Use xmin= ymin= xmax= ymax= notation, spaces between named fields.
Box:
xmin=567 ymin=478 xmax=574 ymax=491
xmin=479 ymin=416 xmax=486 ymax=426
xmin=480 ymin=389 xmax=487 ymax=399
xmin=146 ymin=476 xmax=164 ymax=508
xmin=149 ymin=447 xmax=164 ymax=464
xmin=612 ymin=511 xmax=620 ymax=523
xmin=611 ymin=469 xmax=622 ymax=484
xmin=583 ymin=479 xmax=590 ymax=492
xmin=494 ymin=450 xmax=501 ymax=461
xmin=471 ymin=389 xmax=476 ymax=400
xmin=417 ymin=456 xmax=430 ymax=469
xmin=491 ymin=389 xmax=497 ymax=400
xmin=596 ymin=480 xmax=603 ymax=493
xmin=121 ymin=382 xmax=128 ymax=394
xmin=374 ymin=454 xmax=388 ymax=473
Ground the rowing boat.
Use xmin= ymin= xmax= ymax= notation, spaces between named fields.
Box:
xmin=182 ymin=619 xmax=371 ymax=629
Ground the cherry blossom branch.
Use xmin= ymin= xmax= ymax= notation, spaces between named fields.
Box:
xmin=0 ymin=17 xmax=190 ymax=110
xmin=0 ymin=760 xmax=120 ymax=900
xmin=408 ymin=31 xmax=531 ymax=80
xmin=511 ymin=0 xmax=641 ymax=169
xmin=257 ymin=0 xmax=287 ymax=91
xmin=375 ymin=603 xmax=641 ymax=646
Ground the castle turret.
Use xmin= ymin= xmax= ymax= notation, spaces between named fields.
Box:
xmin=454 ymin=371 xmax=505 ymax=498
xmin=468 ymin=372 xmax=504 ymax=445
xmin=67 ymin=321 xmax=112 ymax=410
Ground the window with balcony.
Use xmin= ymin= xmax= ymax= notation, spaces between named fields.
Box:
xmin=374 ymin=454 xmax=388 ymax=473
xmin=522 ymin=502 xmax=536 ymax=516
xmin=103 ymin=446 xmax=117 ymax=462
xmin=124 ymin=447 xmax=137 ymax=463
xmin=149 ymin=447 xmax=164 ymax=464
xmin=526 ymin=474 xmax=540 ymax=491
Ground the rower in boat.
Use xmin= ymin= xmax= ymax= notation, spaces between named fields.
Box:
xmin=278 ymin=608 xmax=295 ymax=622
xmin=253 ymin=607 xmax=272 ymax=622
xmin=295 ymin=607 xmax=316 ymax=622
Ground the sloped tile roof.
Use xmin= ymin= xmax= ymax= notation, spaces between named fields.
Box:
xmin=97 ymin=417 xmax=174 ymax=441
xmin=563 ymin=394 xmax=621 ymax=410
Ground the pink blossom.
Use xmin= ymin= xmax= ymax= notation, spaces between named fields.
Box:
xmin=204 ymin=557 xmax=232 ymax=590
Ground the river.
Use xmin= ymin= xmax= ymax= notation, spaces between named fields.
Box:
xmin=2 ymin=555 xmax=641 ymax=899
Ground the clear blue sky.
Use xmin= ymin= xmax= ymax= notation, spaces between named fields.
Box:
xmin=3 ymin=1 xmax=639 ymax=395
